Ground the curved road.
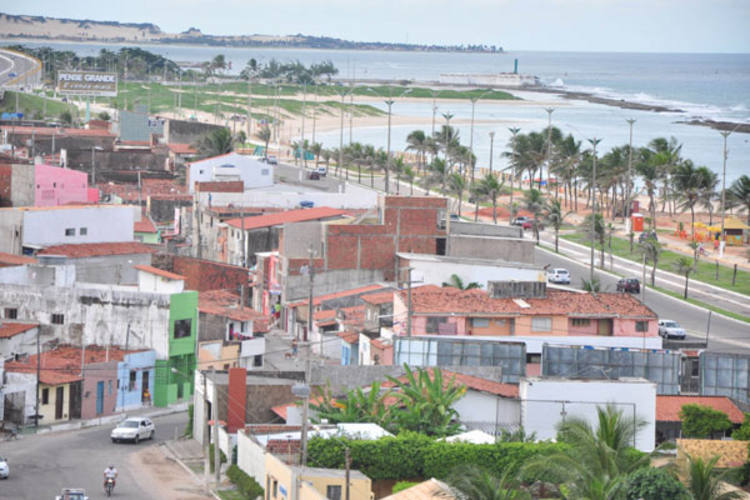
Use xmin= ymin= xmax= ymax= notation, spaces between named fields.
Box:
xmin=0 ymin=48 xmax=40 ymax=88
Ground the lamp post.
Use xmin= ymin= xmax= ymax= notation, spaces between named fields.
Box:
xmin=544 ymin=107 xmax=555 ymax=192
xmin=336 ymin=85 xmax=356 ymax=180
xmin=488 ymin=131 xmax=495 ymax=175
xmin=430 ymin=89 xmax=439 ymax=137
xmin=718 ymin=126 xmax=740 ymax=256
xmin=508 ymin=127 xmax=521 ymax=223
xmin=442 ymin=112 xmax=453 ymax=126
xmin=469 ymin=90 xmax=493 ymax=184
xmin=588 ymin=137 xmax=602 ymax=284
xmin=365 ymin=87 xmax=412 ymax=194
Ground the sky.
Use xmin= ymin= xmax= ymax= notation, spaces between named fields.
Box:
xmin=3 ymin=0 xmax=749 ymax=53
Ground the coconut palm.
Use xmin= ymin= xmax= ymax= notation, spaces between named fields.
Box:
xmin=257 ymin=126 xmax=271 ymax=161
xmin=638 ymin=236 xmax=661 ymax=286
xmin=442 ymin=274 xmax=481 ymax=290
xmin=310 ymin=142 xmax=323 ymax=170
xmin=481 ymin=174 xmax=504 ymax=224
xmin=448 ymin=465 xmax=530 ymax=500
xmin=727 ymin=175 xmax=750 ymax=226
xmin=699 ymin=169 xmax=719 ymax=225
xmin=470 ymin=181 xmax=487 ymax=222
xmin=448 ymin=173 xmax=467 ymax=217
xmin=523 ymin=188 xmax=545 ymax=245
xmin=673 ymin=256 xmax=696 ymax=299
xmin=582 ymin=212 xmax=607 ymax=268
xmin=684 ymin=454 xmax=743 ymax=500
xmin=635 ymin=147 xmax=661 ymax=230
xmin=393 ymin=156 xmax=406 ymax=195
xmin=402 ymin=165 xmax=416 ymax=195
xmin=581 ymin=277 xmax=603 ymax=292
xmin=429 ymin=157 xmax=449 ymax=193
xmin=673 ymin=160 xmax=714 ymax=242
xmin=544 ymin=198 xmax=568 ymax=253
xmin=406 ymin=129 xmax=427 ymax=176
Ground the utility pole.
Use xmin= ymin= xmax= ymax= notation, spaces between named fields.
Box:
xmin=203 ymin=371 xmax=210 ymax=488
xmin=301 ymin=82 xmax=307 ymax=169
xmin=345 ymin=447 xmax=351 ymax=500
xmin=91 ymin=146 xmax=96 ymax=186
xmin=588 ymin=137 xmax=601 ymax=284
xmin=35 ymin=327 xmax=40 ymax=428
xmin=431 ymin=90 xmax=438 ymax=137
xmin=544 ymin=108 xmax=554 ymax=192
xmin=240 ymin=209 xmax=246 ymax=305
xmin=339 ymin=89 xmax=346 ymax=180
xmin=407 ymin=267 xmax=413 ymax=337
xmin=307 ymin=245 xmax=315 ymax=343
xmin=348 ymin=92 xmax=354 ymax=145
xmin=385 ymin=99 xmax=394 ymax=194
xmin=719 ymin=130 xmax=731 ymax=257
xmin=488 ymin=131 xmax=495 ymax=175
xmin=212 ymin=368 xmax=220 ymax=487
xmin=625 ymin=119 xmax=636 ymax=222
xmin=508 ymin=127 xmax=521 ymax=223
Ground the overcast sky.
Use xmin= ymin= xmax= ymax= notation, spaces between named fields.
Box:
xmin=4 ymin=0 xmax=749 ymax=53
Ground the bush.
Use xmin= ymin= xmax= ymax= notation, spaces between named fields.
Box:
xmin=732 ymin=413 xmax=750 ymax=441
xmin=679 ymin=404 xmax=732 ymax=438
xmin=210 ymin=443 xmax=227 ymax=473
xmin=226 ymin=464 xmax=264 ymax=499
xmin=184 ymin=403 xmax=194 ymax=438
xmin=392 ymin=481 xmax=419 ymax=494
xmin=625 ymin=467 xmax=688 ymax=500
xmin=307 ymin=432 xmax=567 ymax=482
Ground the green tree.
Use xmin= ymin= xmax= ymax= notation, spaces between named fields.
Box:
xmin=685 ymin=454 xmax=743 ymax=500
xmin=448 ymin=173 xmax=467 ymax=217
xmin=625 ymin=466 xmax=688 ymax=500
xmin=544 ymin=198 xmax=569 ymax=253
xmin=310 ymin=381 xmax=392 ymax=427
xmin=386 ymin=365 xmax=467 ymax=437
xmin=731 ymin=413 xmax=750 ymax=441
xmin=581 ymin=277 xmax=603 ymax=293
xmin=481 ymin=174 xmax=504 ymax=225
xmin=638 ymin=236 xmax=662 ymax=287
xmin=727 ymin=175 xmax=750 ymax=226
xmin=679 ymin=404 xmax=732 ymax=439
xmin=635 ymin=147 xmax=661 ymax=230
xmin=442 ymin=274 xmax=481 ymax=290
xmin=673 ymin=160 xmax=714 ymax=242
xmin=470 ymin=181 xmax=487 ymax=222
xmin=448 ymin=465 xmax=531 ymax=500
xmin=196 ymin=127 xmax=233 ymax=158
xmin=582 ymin=212 xmax=607 ymax=268
xmin=97 ymin=111 xmax=111 ymax=121
xmin=59 ymin=110 xmax=73 ymax=124
xmin=672 ymin=256 xmax=696 ymax=299
xmin=406 ymin=129 xmax=428 ymax=176
xmin=523 ymin=188 xmax=545 ymax=245
xmin=257 ymin=126 xmax=271 ymax=161
xmin=403 ymin=165 xmax=416 ymax=196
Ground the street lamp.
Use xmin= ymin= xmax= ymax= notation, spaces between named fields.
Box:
xmin=544 ymin=108 xmax=555 ymax=192
xmin=488 ymin=131 xmax=495 ymax=175
xmin=365 ymin=87 xmax=413 ymax=194
xmin=442 ymin=112 xmax=454 ymax=126
xmin=587 ymin=137 xmax=602 ymax=284
xmin=719 ymin=125 xmax=741 ymax=256
xmin=430 ymin=89 xmax=440 ymax=137
xmin=469 ymin=90 xmax=494 ymax=184
xmin=507 ymin=127 xmax=521 ymax=223
xmin=335 ymin=84 xmax=357 ymax=180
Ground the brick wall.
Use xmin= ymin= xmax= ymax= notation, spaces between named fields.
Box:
xmin=156 ymin=254 xmax=247 ymax=293
xmin=196 ymin=181 xmax=244 ymax=193
xmin=0 ymin=164 xmax=11 ymax=206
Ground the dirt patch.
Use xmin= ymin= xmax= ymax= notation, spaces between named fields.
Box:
xmin=129 ymin=445 xmax=214 ymax=500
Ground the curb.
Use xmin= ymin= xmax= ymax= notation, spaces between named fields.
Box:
xmin=163 ymin=441 xmax=222 ymax=500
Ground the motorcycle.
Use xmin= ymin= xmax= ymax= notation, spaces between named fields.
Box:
xmin=104 ymin=477 xmax=115 ymax=497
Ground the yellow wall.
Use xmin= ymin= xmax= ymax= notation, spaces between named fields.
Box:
xmin=38 ymin=383 xmax=70 ymax=423
xmin=264 ymin=453 xmax=373 ymax=500
xmin=303 ymin=473 xmax=372 ymax=500
xmin=515 ymin=315 xmax=567 ymax=336
xmin=198 ymin=342 xmax=239 ymax=371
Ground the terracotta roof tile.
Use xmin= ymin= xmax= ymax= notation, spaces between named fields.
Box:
xmin=0 ymin=322 xmax=39 ymax=339
xmin=225 ymin=207 xmax=347 ymax=230
xmin=337 ymin=331 xmax=359 ymax=344
xmin=134 ymin=218 xmax=158 ymax=233
xmin=167 ymin=143 xmax=197 ymax=155
xmin=38 ymin=242 xmax=157 ymax=258
xmin=199 ymin=290 xmax=268 ymax=326
xmin=403 ymin=285 xmax=656 ymax=318
xmin=135 ymin=264 xmax=185 ymax=281
xmin=0 ymin=252 xmax=36 ymax=267
xmin=382 ymin=369 xmax=518 ymax=398
xmin=361 ymin=291 xmax=395 ymax=305
xmin=656 ymin=396 xmax=745 ymax=424
xmin=3 ymin=126 xmax=115 ymax=137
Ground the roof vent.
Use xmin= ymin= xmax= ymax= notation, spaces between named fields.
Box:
xmin=513 ymin=298 xmax=531 ymax=309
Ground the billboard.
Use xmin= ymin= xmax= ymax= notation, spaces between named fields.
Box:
xmin=57 ymin=71 xmax=117 ymax=97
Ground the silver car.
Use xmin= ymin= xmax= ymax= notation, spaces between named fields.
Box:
xmin=110 ymin=417 xmax=155 ymax=444
xmin=547 ymin=268 xmax=571 ymax=284
xmin=0 ymin=456 xmax=8 ymax=479
xmin=658 ymin=319 xmax=687 ymax=340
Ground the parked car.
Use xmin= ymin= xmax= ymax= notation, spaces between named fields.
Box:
xmin=511 ymin=216 xmax=529 ymax=227
xmin=522 ymin=219 xmax=543 ymax=230
xmin=547 ymin=268 xmax=571 ymax=284
xmin=616 ymin=278 xmax=641 ymax=294
xmin=0 ymin=456 xmax=8 ymax=479
xmin=266 ymin=155 xmax=278 ymax=165
xmin=8 ymin=72 xmax=16 ymax=78
xmin=55 ymin=488 xmax=88 ymax=500
xmin=315 ymin=166 xmax=327 ymax=176
xmin=111 ymin=417 xmax=155 ymax=443
xmin=658 ymin=319 xmax=687 ymax=340
xmin=308 ymin=171 xmax=320 ymax=180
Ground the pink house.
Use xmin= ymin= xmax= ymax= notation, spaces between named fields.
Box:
xmin=34 ymin=164 xmax=98 ymax=206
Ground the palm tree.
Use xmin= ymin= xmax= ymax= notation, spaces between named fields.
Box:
xmin=196 ymin=127 xmax=233 ymax=158
xmin=430 ymin=157 xmax=449 ymax=193
xmin=481 ymin=174 xmax=503 ymax=225
xmin=470 ymin=181 xmax=487 ymax=222
xmin=583 ymin=213 xmax=607 ymax=268
xmin=638 ymin=236 xmax=661 ymax=286
xmin=544 ymin=198 xmax=568 ymax=253
xmin=673 ymin=160 xmax=713 ymax=242
xmin=406 ymin=129 xmax=427 ymax=176
xmin=673 ymin=256 xmax=696 ymax=299
xmin=393 ymin=156 xmax=406 ymax=195
xmin=310 ymin=381 xmax=392 ymax=427
xmin=684 ymin=454 xmax=743 ymax=500
xmin=448 ymin=465 xmax=530 ymax=500
xmin=448 ymin=173 xmax=467 ymax=217
xmin=581 ymin=277 xmax=602 ymax=292
xmin=442 ymin=274 xmax=481 ymax=290
xmin=310 ymin=142 xmax=323 ymax=170
xmin=257 ymin=126 xmax=271 ymax=161
xmin=403 ymin=165 xmax=416 ymax=195
xmin=635 ymin=147 xmax=661 ymax=230
xmin=650 ymin=136 xmax=683 ymax=216
xmin=699 ymin=169 xmax=719 ymax=225
xmin=523 ymin=188 xmax=545 ymax=245
xmin=727 ymin=175 xmax=750 ymax=226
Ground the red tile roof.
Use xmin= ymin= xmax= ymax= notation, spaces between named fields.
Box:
xmin=287 ymin=284 xmax=386 ymax=309
xmin=337 ymin=331 xmax=359 ymax=344
xmin=5 ymin=344 xmax=144 ymax=385
xmin=225 ymin=207 xmax=347 ymax=230
xmin=0 ymin=252 xmax=37 ymax=267
xmin=0 ymin=322 xmax=39 ymax=339
xmin=199 ymin=290 xmax=269 ymax=330
xmin=134 ymin=218 xmax=158 ymax=233
xmin=135 ymin=264 xmax=185 ymax=281
xmin=383 ymin=369 xmax=519 ymax=398
xmin=656 ymin=396 xmax=745 ymax=424
xmin=361 ymin=291 xmax=395 ymax=305
xmin=403 ymin=285 xmax=656 ymax=318
xmin=3 ymin=126 xmax=115 ymax=137
xmin=168 ymin=143 xmax=197 ymax=155
xmin=38 ymin=242 xmax=157 ymax=258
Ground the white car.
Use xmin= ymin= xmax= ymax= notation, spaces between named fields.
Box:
xmin=658 ymin=319 xmax=687 ymax=340
xmin=547 ymin=268 xmax=571 ymax=284
xmin=111 ymin=417 xmax=155 ymax=444
xmin=0 ymin=456 xmax=8 ymax=479
xmin=55 ymin=488 xmax=88 ymax=500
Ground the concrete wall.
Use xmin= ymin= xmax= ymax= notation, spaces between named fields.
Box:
xmin=520 ymin=377 xmax=656 ymax=452
xmin=453 ymin=390 xmax=521 ymax=434
xmin=21 ymin=205 xmax=135 ymax=247
xmin=450 ymin=220 xmax=522 ymax=238
xmin=138 ymin=270 xmax=184 ymax=294
xmin=2 ymin=371 xmax=36 ymax=424
xmin=0 ymin=209 xmax=23 ymax=253
xmin=117 ymin=350 xmax=156 ymax=410
xmin=72 ymin=253 xmax=152 ymax=285
xmin=164 ymin=119 xmax=224 ymax=146
xmin=34 ymin=164 xmax=88 ymax=207
xmin=81 ymin=360 xmax=119 ymax=419
xmin=283 ymin=268 xmax=384 ymax=302
xmin=11 ymin=163 xmax=34 ymax=206
xmin=401 ymin=253 xmax=543 ymax=289
xmin=448 ymin=235 xmax=535 ymax=263
xmin=0 ymin=325 xmax=39 ymax=359
xmin=200 ymin=182 xmax=379 ymax=210
xmin=39 ymin=381 xmax=71 ymax=423
xmin=237 ymin=430 xmax=267 ymax=486
xmin=189 ymin=153 xmax=273 ymax=193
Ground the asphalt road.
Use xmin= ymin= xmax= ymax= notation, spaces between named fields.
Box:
xmin=534 ymin=244 xmax=750 ymax=354
xmin=0 ymin=49 xmax=37 ymax=87
xmin=0 ymin=412 xmax=187 ymax=500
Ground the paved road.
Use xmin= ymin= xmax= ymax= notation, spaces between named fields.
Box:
xmin=0 ymin=412 xmax=187 ymax=500
xmin=0 ymin=48 xmax=38 ymax=88
xmin=534 ymin=244 xmax=750 ymax=354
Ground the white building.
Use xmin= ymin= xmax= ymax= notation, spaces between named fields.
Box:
xmin=188 ymin=152 xmax=274 ymax=193
xmin=519 ymin=377 xmax=657 ymax=452
xmin=0 ymin=205 xmax=137 ymax=254
xmin=0 ymin=322 xmax=40 ymax=360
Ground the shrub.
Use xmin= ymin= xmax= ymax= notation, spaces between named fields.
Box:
xmin=184 ymin=403 xmax=194 ymax=438
xmin=625 ymin=466 xmax=688 ymax=500
xmin=210 ymin=443 xmax=227 ymax=473
xmin=679 ymin=404 xmax=732 ymax=438
xmin=731 ymin=413 xmax=750 ymax=441
xmin=392 ymin=481 xmax=419 ymax=494
xmin=226 ymin=464 xmax=264 ymax=499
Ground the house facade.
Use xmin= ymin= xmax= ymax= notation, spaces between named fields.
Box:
xmin=188 ymin=153 xmax=273 ymax=193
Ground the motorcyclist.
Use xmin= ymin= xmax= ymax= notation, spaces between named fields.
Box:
xmin=103 ymin=464 xmax=118 ymax=489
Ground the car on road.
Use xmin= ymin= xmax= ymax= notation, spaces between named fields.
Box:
xmin=547 ymin=268 xmax=571 ymax=284
xmin=55 ymin=488 xmax=88 ymax=500
xmin=522 ymin=219 xmax=543 ymax=230
xmin=616 ymin=278 xmax=641 ymax=294
xmin=511 ymin=216 xmax=529 ymax=227
xmin=266 ymin=155 xmax=278 ymax=165
xmin=315 ymin=166 xmax=327 ymax=176
xmin=308 ymin=171 xmax=320 ymax=180
xmin=658 ymin=319 xmax=687 ymax=340
xmin=0 ymin=456 xmax=8 ymax=479
xmin=8 ymin=72 xmax=16 ymax=78
xmin=111 ymin=417 xmax=155 ymax=443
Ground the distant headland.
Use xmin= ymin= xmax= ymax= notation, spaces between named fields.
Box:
xmin=0 ymin=13 xmax=503 ymax=53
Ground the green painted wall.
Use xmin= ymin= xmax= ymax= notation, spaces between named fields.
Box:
xmin=169 ymin=291 xmax=198 ymax=357
xmin=135 ymin=231 xmax=161 ymax=244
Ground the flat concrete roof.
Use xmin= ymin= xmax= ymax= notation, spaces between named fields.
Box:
xmin=397 ymin=252 xmax=540 ymax=270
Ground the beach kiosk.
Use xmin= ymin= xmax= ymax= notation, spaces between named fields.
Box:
xmin=722 ymin=217 xmax=749 ymax=246
xmin=631 ymin=213 xmax=644 ymax=233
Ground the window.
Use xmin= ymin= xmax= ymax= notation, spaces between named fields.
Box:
xmin=273 ymin=479 xmax=278 ymax=497
xmin=129 ymin=370 xmax=137 ymax=391
xmin=572 ymin=318 xmax=591 ymax=327
xmin=174 ymin=318 xmax=192 ymax=339
xmin=326 ymin=485 xmax=342 ymax=500
xmin=4 ymin=308 xmax=17 ymax=319
xmin=635 ymin=321 xmax=648 ymax=332
xmin=64 ymin=228 xmax=75 ymax=236
xmin=79 ymin=227 xmax=87 ymax=235
xmin=471 ymin=318 xmax=490 ymax=328
xmin=254 ymin=355 xmax=263 ymax=367
xmin=51 ymin=313 xmax=65 ymax=325
xmin=42 ymin=388 xmax=49 ymax=405
xmin=426 ymin=316 xmax=448 ymax=333
xmin=531 ymin=317 xmax=552 ymax=332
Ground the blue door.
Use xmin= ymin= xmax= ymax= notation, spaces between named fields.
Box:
xmin=96 ymin=381 xmax=104 ymax=415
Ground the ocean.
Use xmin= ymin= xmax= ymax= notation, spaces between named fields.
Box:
xmin=7 ymin=40 xmax=750 ymax=183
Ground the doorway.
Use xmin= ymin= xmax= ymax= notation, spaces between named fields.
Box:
xmin=96 ymin=381 xmax=104 ymax=415
xmin=55 ymin=386 xmax=64 ymax=420
xmin=142 ymin=371 xmax=150 ymax=403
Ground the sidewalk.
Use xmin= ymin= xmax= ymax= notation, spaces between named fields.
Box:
xmin=163 ymin=438 xmax=227 ymax=500
xmin=131 ymin=440 xmax=216 ymax=500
